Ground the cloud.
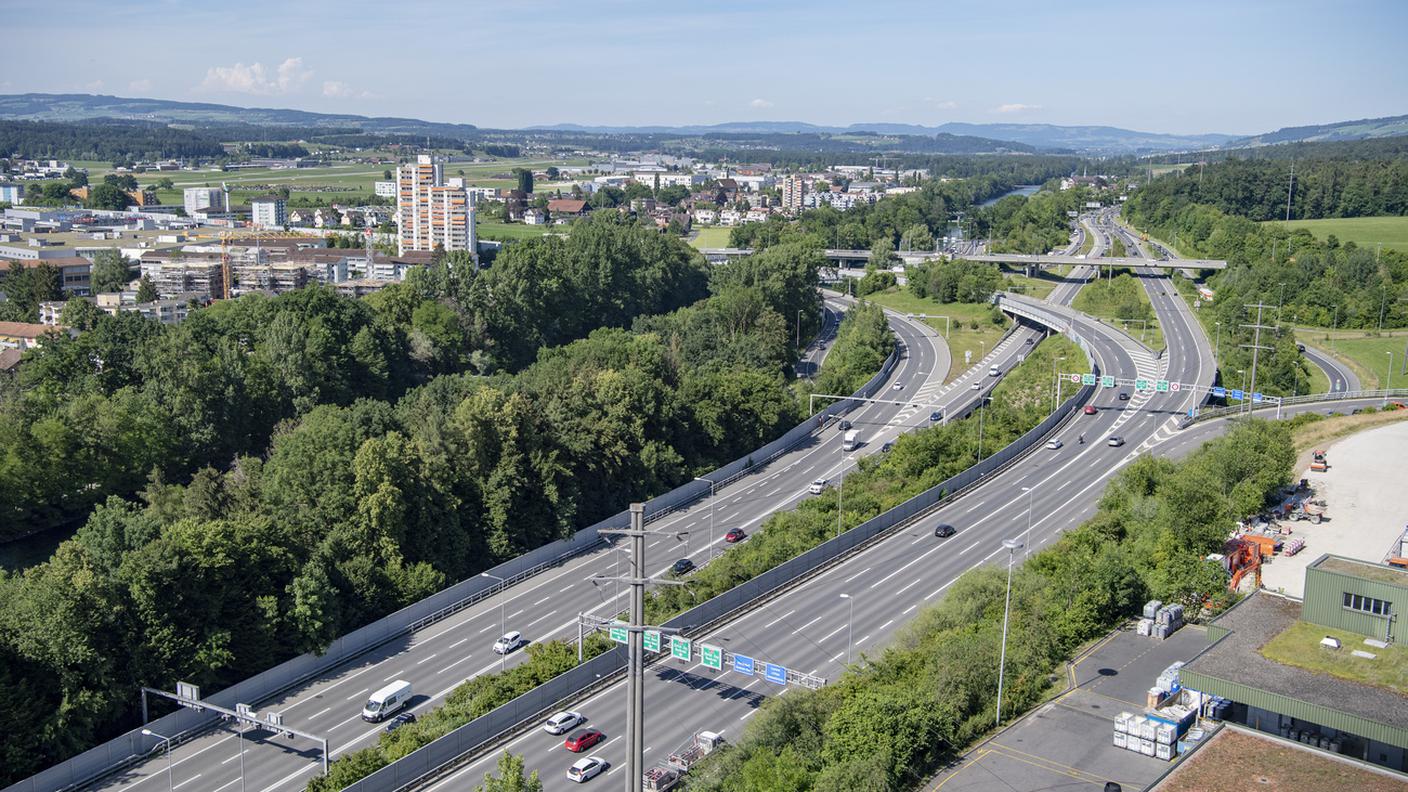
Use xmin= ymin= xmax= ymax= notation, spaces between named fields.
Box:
xmin=128 ymin=79 xmax=153 ymax=93
xmin=85 ymin=80 xmax=105 ymax=92
xmin=925 ymin=98 xmax=959 ymax=110
xmin=200 ymin=57 xmax=311 ymax=95
xmin=749 ymin=98 xmax=773 ymax=109
xmin=322 ymin=80 xmax=354 ymax=98
xmin=996 ymin=103 xmax=1041 ymax=114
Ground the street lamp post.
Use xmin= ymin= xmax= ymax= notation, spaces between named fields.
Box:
xmin=1386 ymin=352 xmax=1394 ymax=407
xmin=694 ymin=476 xmax=717 ymax=557
xmin=796 ymin=309 xmax=804 ymax=350
xmin=141 ymin=729 xmax=174 ymax=792
xmin=1050 ymin=356 xmax=1066 ymax=411
xmin=480 ymin=572 xmax=508 ymax=671
xmin=995 ymin=538 xmax=1023 ymax=727
xmin=1237 ymin=368 xmax=1248 ymax=414
xmin=1214 ymin=321 xmax=1221 ymax=361
xmin=839 ymin=593 xmax=855 ymax=665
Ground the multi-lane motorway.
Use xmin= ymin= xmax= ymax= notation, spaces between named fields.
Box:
xmin=88 ymin=294 xmax=1027 ymax=792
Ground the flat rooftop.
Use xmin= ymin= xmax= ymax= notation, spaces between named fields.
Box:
xmin=1155 ymin=726 xmax=1408 ymax=792
xmin=1184 ymin=592 xmax=1408 ymax=732
xmin=1315 ymin=555 xmax=1408 ymax=587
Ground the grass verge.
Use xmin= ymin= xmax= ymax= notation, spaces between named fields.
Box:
xmin=1293 ymin=329 xmax=1408 ymax=389
xmin=1072 ymin=273 xmax=1165 ymax=351
xmin=690 ymin=227 xmax=733 ymax=249
xmin=1272 ymin=215 xmax=1408 ymax=254
xmin=865 ymin=289 xmax=1011 ymax=383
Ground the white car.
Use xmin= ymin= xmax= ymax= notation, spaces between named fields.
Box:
xmin=808 ymin=478 xmax=826 ymax=495
xmin=543 ymin=711 xmax=585 ymax=735
xmin=892 ymin=382 xmax=903 ymax=390
xmin=567 ymin=756 xmax=607 ymax=783
xmin=492 ymin=631 xmax=525 ymax=655
xmin=1045 ymin=439 xmax=1063 ymax=450
xmin=970 ymin=382 xmax=981 ymax=390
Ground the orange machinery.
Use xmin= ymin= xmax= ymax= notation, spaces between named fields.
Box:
xmin=1309 ymin=451 xmax=1329 ymax=472
xmin=1226 ymin=537 xmax=1265 ymax=591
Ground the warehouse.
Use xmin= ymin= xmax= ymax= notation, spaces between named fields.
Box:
xmin=1180 ymin=555 xmax=1408 ymax=772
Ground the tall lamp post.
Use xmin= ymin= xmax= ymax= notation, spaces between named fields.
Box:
xmin=1386 ymin=352 xmax=1394 ymax=407
xmin=480 ymin=572 xmax=508 ymax=671
xmin=1050 ymin=356 xmax=1066 ymax=411
xmin=995 ymin=538 xmax=1024 ymax=727
xmin=839 ymin=593 xmax=855 ymax=666
xmin=1021 ymin=486 xmax=1034 ymax=559
xmin=694 ymin=476 xmax=717 ymax=557
xmin=141 ymin=729 xmax=174 ymax=792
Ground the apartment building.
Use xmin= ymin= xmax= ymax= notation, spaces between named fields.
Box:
xmin=0 ymin=256 xmax=92 ymax=295
xmin=780 ymin=175 xmax=806 ymax=213
xmin=396 ymin=155 xmax=477 ymax=258
xmin=183 ymin=187 xmax=228 ymax=216
xmin=0 ymin=321 xmax=60 ymax=350
xmin=250 ymin=195 xmax=287 ymax=229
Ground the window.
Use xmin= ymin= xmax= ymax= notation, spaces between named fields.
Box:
xmin=1342 ymin=592 xmax=1392 ymax=616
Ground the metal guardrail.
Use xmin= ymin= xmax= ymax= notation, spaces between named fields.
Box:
xmin=5 ymin=309 xmax=901 ymax=792
xmin=1183 ymin=389 xmax=1408 ymax=426
xmin=329 ymin=299 xmax=1103 ymax=792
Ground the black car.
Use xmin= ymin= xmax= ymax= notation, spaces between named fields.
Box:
xmin=839 ymin=419 xmax=853 ymax=431
xmin=384 ymin=713 xmax=416 ymax=733
xmin=1118 ymin=392 xmax=1130 ymax=401
xmin=934 ymin=523 xmax=957 ymax=538
xmin=929 ymin=411 xmax=943 ymax=422
xmin=671 ymin=558 xmax=695 ymax=575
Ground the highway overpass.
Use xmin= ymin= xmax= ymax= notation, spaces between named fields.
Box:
xmin=699 ymin=247 xmax=1226 ymax=272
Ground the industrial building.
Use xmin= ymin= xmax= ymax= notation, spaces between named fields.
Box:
xmin=1180 ymin=555 xmax=1408 ymax=771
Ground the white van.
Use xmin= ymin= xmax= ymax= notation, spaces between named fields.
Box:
xmin=362 ymin=680 xmax=412 ymax=722
xmin=842 ymin=430 xmax=859 ymax=451
xmin=989 ymin=366 xmax=1001 ymax=377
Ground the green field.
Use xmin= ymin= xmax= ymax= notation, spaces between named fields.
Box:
xmin=1273 ymin=216 xmax=1408 ymax=254
xmin=689 ymin=227 xmax=732 ymax=249
xmin=476 ymin=219 xmax=563 ymax=242
xmin=866 ymin=289 xmax=1012 ymax=383
xmin=1294 ymin=328 xmax=1408 ymax=389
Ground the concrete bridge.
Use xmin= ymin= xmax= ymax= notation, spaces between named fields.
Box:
xmin=699 ymin=248 xmax=1226 ymax=272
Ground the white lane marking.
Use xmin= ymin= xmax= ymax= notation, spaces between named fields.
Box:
xmin=256 ymin=763 xmax=314 ymax=792
xmin=415 ymin=653 xmax=439 ymax=665
xmin=478 ymin=624 xmax=495 ymax=633
xmin=172 ymin=775 xmax=202 ymax=790
xmin=522 ymin=609 xmax=558 ymax=629
xmin=559 ymin=584 xmax=574 ymax=593
xmin=211 ymin=779 xmax=240 ymax=792
xmin=793 ymin=614 xmax=825 ymax=633
xmin=447 ymin=637 xmax=468 ymax=650
xmin=345 ymin=687 xmax=369 ymax=701
xmin=880 ymin=619 xmax=894 ymax=631
xmin=958 ymin=540 xmax=980 ymax=555
xmin=842 ymin=566 xmax=871 ymax=584
xmin=763 ymin=609 xmax=796 ymax=629
xmin=817 ymin=624 xmax=848 ymax=643
xmin=310 ymin=706 xmax=332 ymax=719
xmin=533 ymin=596 xmax=551 ymax=606
xmin=437 ymin=654 xmax=476 ymax=675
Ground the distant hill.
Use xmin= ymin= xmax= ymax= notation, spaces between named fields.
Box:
xmin=1224 ymin=114 xmax=1408 ymax=148
xmin=0 ymin=93 xmax=479 ymax=137
xmin=532 ymin=121 xmax=1235 ymax=154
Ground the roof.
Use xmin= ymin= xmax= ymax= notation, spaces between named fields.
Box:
xmin=0 ymin=321 xmax=56 ymax=339
xmin=250 ymin=195 xmax=285 ymax=204
xmin=547 ymin=199 xmax=588 ymax=214
xmin=1183 ymin=591 xmax=1408 ymax=733
xmin=1 ymin=256 xmax=91 ymax=269
xmin=0 ymin=348 xmax=22 ymax=371
xmin=1313 ymin=555 xmax=1408 ymax=588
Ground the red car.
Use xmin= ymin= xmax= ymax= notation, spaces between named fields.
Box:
xmin=564 ymin=729 xmax=604 ymax=753
xmin=1083 ymin=405 xmax=1098 ymax=415
xmin=725 ymin=528 xmax=747 ymax=543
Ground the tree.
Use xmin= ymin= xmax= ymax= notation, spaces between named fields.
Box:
xmin=102 ymin=173 xmax=139 ymax=191
xmin=153 ymin=177 xmax=174 ymax=191
xmin=88 ymin=183 xmax=130 ymax=211
xmin=135 ymin=276 xmax=158 ymax=303
xmin=475 ymin=752 xmax=543 ymax=792
xmin=545 ymin=166 xmax=559 ymax=179
xmin=382 ymin=169 xmax=393 ymax=181
xmin=64 ymin=167 xmax=88 ymax=187
xmin=90 ymin=249 xmax=133 ymax=294
xmin=513 ymin=168 xmax=534 ymax=194
xmin=868 ymin=236 xmax=895 ymax=269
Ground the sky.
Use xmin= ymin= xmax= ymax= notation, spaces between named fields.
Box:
xmin=3 ymin=0 xmax=1406 ymax=135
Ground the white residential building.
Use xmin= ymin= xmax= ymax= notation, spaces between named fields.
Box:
xmin=0 ymin=184 xmax=24 ymax=205
xmin=250 ymin=196 xmax=287 ymax=229
xmin=374 ymin=180 xmax=397 ymax=198
xmin=183 ymin=187 xmax=227 ymax=217
xmin=396 ymin=155 xmax=477 ymax=258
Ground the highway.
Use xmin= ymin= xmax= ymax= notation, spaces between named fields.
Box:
xmin=419 ymin=257 xmax=1189 ymax=789
xmin=85 ymin=298 xmax=992 ymax=792
xmin=1301 ymin=342 xmax=1360 ymax=393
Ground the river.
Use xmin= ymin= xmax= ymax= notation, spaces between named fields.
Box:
xmin=978 ymin=184 xmax=1040 ymax=207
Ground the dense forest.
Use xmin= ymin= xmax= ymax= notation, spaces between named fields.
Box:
xmin=0 ymin=119 xmax=226 ymax=161
xmin=1137 ymin=148 xmax=1408 ymax=220
xmin=0 ymin=223 xmax=842 ymax=782
xmin=687 ymin=418 xmax=1296 ymax=790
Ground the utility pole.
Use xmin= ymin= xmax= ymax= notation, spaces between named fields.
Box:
xmin=1285 ymin=160 xmax=1295 ymax=222
xmin=1241 ymin=303 xmax=1276 ymax=415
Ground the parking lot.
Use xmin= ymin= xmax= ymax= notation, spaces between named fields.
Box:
xmin=927 ymin=623 xmax=1212 ymax=792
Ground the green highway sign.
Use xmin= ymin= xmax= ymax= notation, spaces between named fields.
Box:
xmin=643 ymin=630 xmax=661 ymax=652
xmin=701 ymin=643 xmax=723 ymax=671
xmin=670 ymin=635 xmax=692 ymax=661
xmin=1101 ymin=375 xmax=1115 ymax=388
xmin=1155 ymin=380 xmax=1170 ymax=393
xmin=1081 ymin=373 xmax=1097 ymax=386
xmin=609 ymin=626 xmax=628 ymax=644
xmin=1135 ymin=378 xmax=1151 ymax=391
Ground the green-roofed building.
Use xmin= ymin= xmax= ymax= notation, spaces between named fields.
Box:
xmin=1181 ymin=555 xmax=1408 ymax=772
